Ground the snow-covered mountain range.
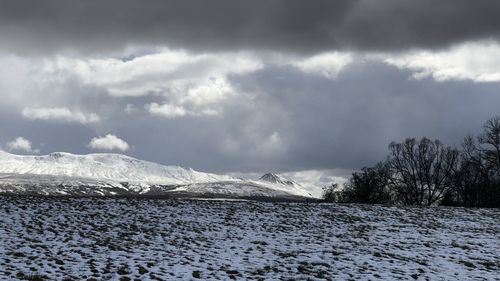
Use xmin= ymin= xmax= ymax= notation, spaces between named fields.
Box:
xmin=0 ymin=151 xmax=314 ymax=200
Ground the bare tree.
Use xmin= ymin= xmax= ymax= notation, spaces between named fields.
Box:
xmin=478 ymin=116 xmax=500 ymax=179
xmin=322 ymin=183 xmax=338 ymax=203
xmin=342 ymin=162 xmax=391 ymax=204
xmin=386 ymin=138 xmax=459 ymax=206
xmin=341 ymin=116 xmax=500 ymax=207
xmin=448 ymin=135 xmax=486 ymax=206
xmin=455 ymin=116 xmax=500 ymax=207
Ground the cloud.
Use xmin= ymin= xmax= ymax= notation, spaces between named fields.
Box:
xmin=0 ymin=55 xmax=125 ymax=117
xmin=291 ymin=52 xmax=353 ymax=79
xmin=146 ymin=77 xmax=234 ymax=118
xmin=2 ymin=59 xmax=500 ymax=174
xmin=181 ymin=77 xmax=234 ymax=106
xmin=44 ymin=49 xmax=262 ymax=97
xmin=383 ymin=41 xmax=500 ymax=82
xmin=0 ymin=55 xmax=47 ymax=108
xmin=147 ymin=103 xmax=187 ymax=118
xmin=1 ymin=0 xmax=500 ymax=55
xmin=22 ymin=107 xmax=101 ymax=124
xmin=6 ymin=137 xmax=37 ymax=153
xmin=41 ymin=50 xmax=257 ymax=119
xmin=1 ymin=1 xmax=500 ymax=177
xmin=256 ymin=132 xmax=287 ymax=157
xmin=88 ymin=134 xmax=130 ymax=152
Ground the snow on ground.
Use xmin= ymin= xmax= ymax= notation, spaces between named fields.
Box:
xmin=0 ymin=196 xmax=498 ymax=280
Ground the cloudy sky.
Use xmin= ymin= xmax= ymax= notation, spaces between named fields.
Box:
xmin=1 ymin=0 xmax=500 ymax=189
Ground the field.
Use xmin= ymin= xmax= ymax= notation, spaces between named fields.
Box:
xmin=0 ymin=196 xmax=499 ymax=280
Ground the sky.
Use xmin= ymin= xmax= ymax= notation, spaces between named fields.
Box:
xmin=1 ymin=0 xmax=500 ymax=190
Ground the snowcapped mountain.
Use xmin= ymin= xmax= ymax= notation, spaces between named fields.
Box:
xmin=260 ymin=173 xmax=297 ymax=186
xmin=0 ymin=151 xmax=233 ymax=185
xmin=0 ymin=151 xmax=314 ymax=200
xmin=256 ymin=173 xmax=313 ymax=198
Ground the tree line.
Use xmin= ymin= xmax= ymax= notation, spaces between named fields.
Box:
xmin=323 ymin=116 xmax=500 ymax=208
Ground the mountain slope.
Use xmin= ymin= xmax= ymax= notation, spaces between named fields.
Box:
xmin=260 ymin=173 xmax=296 ymax=185
xmin=0 ymin=151 xmax=233 ymax=185
xmin=0 ymin=151 xmax=313 ymax=199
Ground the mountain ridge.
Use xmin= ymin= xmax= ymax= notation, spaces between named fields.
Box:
xmin=0 ymin=151 xmax=314 ymax=199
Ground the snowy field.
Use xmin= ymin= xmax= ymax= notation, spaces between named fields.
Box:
xmin=0 ymin=196 xmax=499 ymax=280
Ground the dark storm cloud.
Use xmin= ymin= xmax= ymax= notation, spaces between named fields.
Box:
xmin=1 ymin=0 xmax=499 ymax=55
xmin=3 ymin=60 xmax=500 ymax=173
xmin=226 ymin=62 xmax=500 ymax=172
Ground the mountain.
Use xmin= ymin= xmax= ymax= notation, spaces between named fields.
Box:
xmin=0 ymin=151 xmax=233 ymax=185
xmin=0 ymin=151 xmax=314 ymax=200
xmin=260 ymin=173 xmax=296 ymax=186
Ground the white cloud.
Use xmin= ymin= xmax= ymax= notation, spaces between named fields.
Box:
xmin=383 ymin=40 xmax=500 ymax=82
xmin=147 ymin=102 xmax=221 ymax=119
xmin=146 ymin=77 xmax=234 ymax=118
xmin=147 ymin=103 xmax=188 ymax=118
xmin=22 ymin=107 xmax=101 ymax=124
xmin=44 ymin=49 xmax=262 ymax=97
xmin=291 ymin=52 xmax=353 ymax=79
xmin=88 ymin=134 xmax=130 ymax=152
xmin=40 ymin=49 xmax=260 ymax=119
xmin=181 ymin=77 xmax=234 ymax=106
xmin=6 ymin=137 xmax=38 ymax=153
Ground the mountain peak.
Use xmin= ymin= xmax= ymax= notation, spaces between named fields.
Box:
xmin=259 ymin=173 xmax=296 ymax=186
